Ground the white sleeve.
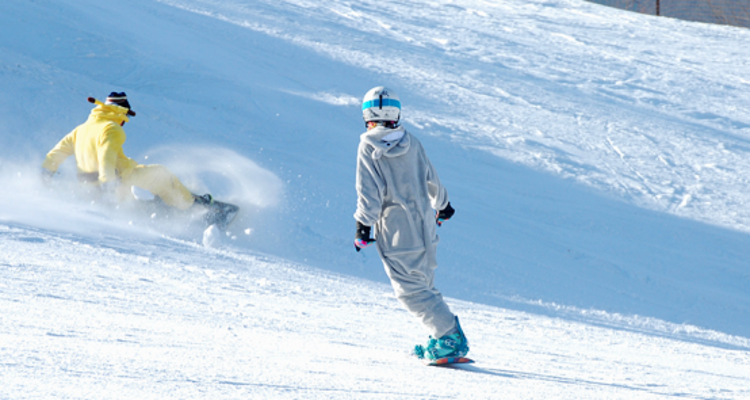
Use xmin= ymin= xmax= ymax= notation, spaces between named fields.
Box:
xmin=423 ymin=145 xmax=449 ymax=211
xmin=354 ymin=143 xmax=385 ymax=226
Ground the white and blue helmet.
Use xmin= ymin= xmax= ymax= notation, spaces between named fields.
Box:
xmin=362 ymin=86 xmax=401 ymax=124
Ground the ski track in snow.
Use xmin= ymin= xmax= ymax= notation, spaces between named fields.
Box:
xmin=2 ymin=223 xmax=749 ymax=399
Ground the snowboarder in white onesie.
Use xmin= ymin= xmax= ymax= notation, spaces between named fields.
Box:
xmin=353 ymin=86 xmax=469 ymax=361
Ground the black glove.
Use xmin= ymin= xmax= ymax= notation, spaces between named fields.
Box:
xmin=354 ymin=221 xmax=375 ymax=252
xmin=436 ymin=202 xmax=455 ymax=227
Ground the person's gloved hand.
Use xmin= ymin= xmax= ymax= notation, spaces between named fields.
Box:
xmin=354 ymin=221 xmax=375 ymax=252
xmin=436 ymin=202 xmax=455 ymax=227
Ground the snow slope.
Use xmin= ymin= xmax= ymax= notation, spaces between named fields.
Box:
xmin=1 ymin=0 xmax=750 ymax=398
xmin=3 ymin=224 xmax=749 ymax=399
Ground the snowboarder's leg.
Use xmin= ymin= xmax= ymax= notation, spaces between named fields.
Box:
xmin=121 ymin=164 xmax=194 ymax=210
xmin=380 ymin=248 xmax=457 ymax=338
xmin=379 ymin=245 xmax=469 ymax=360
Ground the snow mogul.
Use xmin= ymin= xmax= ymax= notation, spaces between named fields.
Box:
xmin=352 ymin=86 xmax=469 ymax=362
xmin=41 ymin=92 xmax=238 ymax=232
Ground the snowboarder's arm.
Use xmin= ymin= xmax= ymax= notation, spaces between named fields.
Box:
xmin=423 ymin=147 xmax=449 ymax=212
xmin=353 ymin=144 xmax=385 ymax=227
xmin=41 ymin=130 xmax=76 ymax=173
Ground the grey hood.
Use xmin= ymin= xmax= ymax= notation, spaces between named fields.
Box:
xmin=359 ymin=126 xmax=409 ymax=160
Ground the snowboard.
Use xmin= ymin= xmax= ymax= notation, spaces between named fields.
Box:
xmin=202 ymin=200 xmax=240 ymax=247
xmin=133 ymin=187 xmax=240 ymax=247
xmin=424 ymin=356 xmax=474 ymax=367
xmin=132 ymin=187 xmax=240 ymax=231
xmin=205 ymin=200 xmax=240 ymax=230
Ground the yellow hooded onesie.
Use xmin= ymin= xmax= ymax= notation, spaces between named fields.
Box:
xmin=42 ymin=102 xmax=194 ymax=210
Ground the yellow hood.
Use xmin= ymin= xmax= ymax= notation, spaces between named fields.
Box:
xmin=88 ymin=102 xmax=130 ymax=125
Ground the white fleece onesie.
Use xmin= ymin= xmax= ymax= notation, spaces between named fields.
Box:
xmin=354 ymin=125 xmax=456 ymax=338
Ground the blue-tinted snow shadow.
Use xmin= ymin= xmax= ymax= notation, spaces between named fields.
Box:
xmin=450 ymin=364 xmax=703 ymax=399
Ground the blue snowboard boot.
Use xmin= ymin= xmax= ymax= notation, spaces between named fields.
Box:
xmin=413 ymin=316 xmax=469 ymax=360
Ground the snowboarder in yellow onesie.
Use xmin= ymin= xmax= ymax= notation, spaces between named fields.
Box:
xmin=41 ymin=92 xmax=236 ymax=229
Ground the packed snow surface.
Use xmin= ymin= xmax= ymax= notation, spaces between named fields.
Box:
xmin=1 ymin=0 xmax=750 ymax=398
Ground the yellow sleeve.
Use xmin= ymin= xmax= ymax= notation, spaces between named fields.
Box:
xmin=97 ymin=125 xmax=127 ymax=183
xmin=41 ymin=130 xmax=76 ymax=172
